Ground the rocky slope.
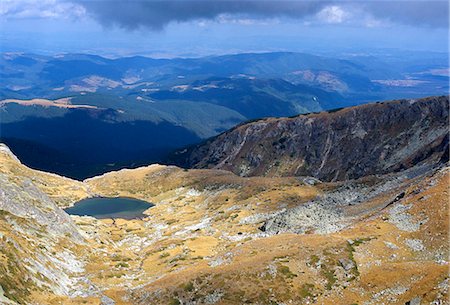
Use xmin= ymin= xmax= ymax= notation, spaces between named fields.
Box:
xmin=172 ymin=96 xmax=449 ymax=181
xmin=0 ymin=144 xmax=91 ymax=303
xmin=0 ymin=141 xmax=448 ymax=304
xmin=0 ymin=95 xmax=448 ymax=305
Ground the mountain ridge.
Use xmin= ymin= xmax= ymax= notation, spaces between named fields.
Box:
xmin=171 ymin=95 xmax=449 ymax=181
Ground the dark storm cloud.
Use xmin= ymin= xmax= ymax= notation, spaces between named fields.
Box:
xmin=76 ymin=0 xmax=330 ymax=30
xmin=75 ymin=0 xmax=449 ymax=30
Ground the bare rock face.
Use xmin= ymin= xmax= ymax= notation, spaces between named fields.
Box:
xmin=0 ymin=173 xmax=83 ymax=241
xmin=174 ymin=96 xmax=449 ymax=181
xmin=0 ymin=144 xmax=83 ymax=240
xmin=0 ymin=144 xmax=86 ymax=302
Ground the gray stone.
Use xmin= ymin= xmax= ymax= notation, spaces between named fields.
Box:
xmin=339 ymin=258 xmax=355 ymax=271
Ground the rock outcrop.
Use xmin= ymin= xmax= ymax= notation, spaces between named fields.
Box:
xmin=173 ymin=96 xmax=449 ymax=181
xmin=0 ymin=144 xmax=88 ymax=303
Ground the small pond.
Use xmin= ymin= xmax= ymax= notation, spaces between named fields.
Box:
xmin=64 ymin=197 xmax=153 ymax=220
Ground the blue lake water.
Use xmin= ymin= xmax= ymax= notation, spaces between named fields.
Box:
xmin=64 ymin=197 xmax=153 ymax=219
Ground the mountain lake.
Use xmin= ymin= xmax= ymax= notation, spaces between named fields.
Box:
xmin=64 ymin=197 xmax=153 ymax=219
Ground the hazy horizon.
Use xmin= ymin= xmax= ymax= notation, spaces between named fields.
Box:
xmin=1 ymin=0 xmax=449 ymax=57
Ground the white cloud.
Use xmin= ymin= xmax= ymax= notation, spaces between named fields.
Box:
xmin=316 ymin=5 xmax=350 ymax=24
xmin=312 ymin=4 xmax=389 ymax=28
xmin=363 ymin=16 xmax=388 ymax=28
xmin=0 ymin=0 xmax=86 ymax=20
xmin=216 ymin=14 xmax=280 ymax=26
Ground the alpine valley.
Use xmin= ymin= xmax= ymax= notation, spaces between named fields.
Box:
xmin=0 ymin=95 xmax=448 ymax=305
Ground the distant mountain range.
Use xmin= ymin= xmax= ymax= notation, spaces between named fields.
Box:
xmin=1 ymin=51 xmax=448 ymax=179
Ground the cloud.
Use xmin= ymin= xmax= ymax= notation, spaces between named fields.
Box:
xmin=2 ymin=0 xmax=448 ymax=29
xmin=316 ymin=5 xmax=350 ymax=24
xmin=74 ymin=0 xmax=331 ymax=30
xmin=0 ymin=0 xmax=85 ymax=20
xmin=315 ymin=1 xmax=449 ymax=28
xmin=75 ymin=0 xmax=448 ymax=30
xmin=360 ymin=1 xmax=449 ymax=28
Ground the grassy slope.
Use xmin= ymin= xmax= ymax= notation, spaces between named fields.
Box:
xmin=0 ymin=144 xmax=447 ymax=304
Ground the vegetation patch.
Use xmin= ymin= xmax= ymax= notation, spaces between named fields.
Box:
xmin=183 ymin=281 xmax=194 ymax=292
xmin=309 ymin=254 xmax=320 ymax=265
xmin=115 ymin=262 xmax=129 ymax=268
xmin=277 ymin=264 xmax=297 ymax=279
xmin=299 ymin=283 xmax=315 ymax=299
xmin=159 ymin=252 xmax=170 ymax=259
xmin=321 ymin=267 xmax=337 ymax=290
xmin=168 ymin=298 xmax=180 ymax=305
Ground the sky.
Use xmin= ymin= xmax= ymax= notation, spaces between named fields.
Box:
xmin=0 ymin=0 xmax=449 ymax=57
